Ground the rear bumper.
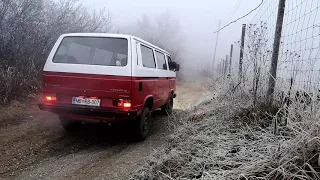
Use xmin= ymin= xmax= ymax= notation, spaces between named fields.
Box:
xmin=39 ymin=104 xmax=139 ymax=121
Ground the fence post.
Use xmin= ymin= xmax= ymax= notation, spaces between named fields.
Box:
xmin=225 ymin=55 xmax=228 ymax=76
xmin=222 ymin=60 xmax=225 ymax=76
xmin=239 ymin=24 xmax=246 ymax=83
xmin=229 ymin=44 xmax=233 ymax=74
xmin=267 ymin=0 xmax=286 ymax=104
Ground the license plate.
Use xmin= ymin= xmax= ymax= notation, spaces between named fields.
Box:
xmin=72 ymin=97 xmax=101 ymax=107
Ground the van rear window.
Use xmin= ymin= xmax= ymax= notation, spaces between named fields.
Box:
xmin=52 ymin=37 xmax=128 ymax=66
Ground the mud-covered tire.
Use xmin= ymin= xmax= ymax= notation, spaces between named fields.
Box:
xmin=59 ymin=118 xmax=82 ymax=131
xmin=161 ymin=95 xmax=173 ymax=115
xmin=134 ymin=107 xmax=152 ymax=141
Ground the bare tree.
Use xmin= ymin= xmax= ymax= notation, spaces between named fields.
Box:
xmin=130 ymin=11 xmax=184 ymax=63
xmin=0 ymin=0 xmax=112 ymax=103
xmin=126 ymin=11 xmax=184 ymax=80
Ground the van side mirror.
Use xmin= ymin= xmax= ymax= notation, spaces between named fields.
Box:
xmin=175 ymin=63 xmax=180 ymax=72
xmin=169 ymin=61 xmax=180 ymax=72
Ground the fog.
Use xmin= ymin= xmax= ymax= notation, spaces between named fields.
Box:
xmin=80 ymin=0 xmax=261 ymax=79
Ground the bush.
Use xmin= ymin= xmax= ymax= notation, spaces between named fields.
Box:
xmin=0 ymin=0 xmax=111 ymax=104
xmin=0 ymin=67 xmax=40 ymax=103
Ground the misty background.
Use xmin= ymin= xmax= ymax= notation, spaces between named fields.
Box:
xmin=80 ymin=0 xmax=261 ymax=80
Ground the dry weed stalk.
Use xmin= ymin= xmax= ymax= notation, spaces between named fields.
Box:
xmin=131 ymin=81 xmax=320 ymax=180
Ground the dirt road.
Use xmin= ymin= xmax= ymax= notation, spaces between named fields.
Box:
xmin=0 ymin=83 xmax=209 ymax=180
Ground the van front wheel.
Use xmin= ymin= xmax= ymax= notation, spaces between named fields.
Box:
xmin=59 ymin=118 xmax=82 ymax=131
xmin=134 ymin=107 xmax=152 ymax=141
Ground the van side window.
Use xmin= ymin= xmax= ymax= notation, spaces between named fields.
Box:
xmin=155 ymin=51 xmax=167 ymax=70
xmin=141 ymin=45 xmax=156 ymax=68
xmin=167 ymin=56 xmax=175 ymax=71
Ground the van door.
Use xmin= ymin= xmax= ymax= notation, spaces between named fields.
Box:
xmin=155 ymin=51 xmax=170 ymax=105
xmin=132 ymin=43 xmax=162 ymax=111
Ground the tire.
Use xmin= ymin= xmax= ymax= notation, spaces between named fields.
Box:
xmin=161 ymin=95 xmax=173 ymax=115
xmin=59 ymin=117 xmax=82 ymax=131
xmin=134 ymin=107 xmax=152 ymax=141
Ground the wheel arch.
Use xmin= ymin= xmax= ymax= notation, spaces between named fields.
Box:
xmin=170 ymin=89 xmax=176 ymax=98
xmin=143 ymin=95 xmax=154 ymax=110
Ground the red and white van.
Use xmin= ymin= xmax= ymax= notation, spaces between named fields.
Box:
xmin=39 ymin=33 xmax=179 ymax=140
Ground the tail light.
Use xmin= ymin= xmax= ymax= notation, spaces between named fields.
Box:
xmin=123 ymin=102 xmax=131 ymax=108
xmin=45 ymin=95 xmax=57 ymax=101
xmin=113 ymin=99 xmax=131 ymax=108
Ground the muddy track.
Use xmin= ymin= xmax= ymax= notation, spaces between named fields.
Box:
xmin=0 ymin=83 xmax=209 ymax=180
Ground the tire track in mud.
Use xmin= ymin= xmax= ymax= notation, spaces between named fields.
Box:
xmin=0 ymin=83 xmax=210 ymax=180
xmin=10 ymin=112 xmax=171 ymax=180
xmin=0 ymin=109 xmax=175 ymax=179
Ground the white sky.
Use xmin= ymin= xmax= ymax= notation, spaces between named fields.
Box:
xmin=81 ymin=0 xmax=262 ymax=69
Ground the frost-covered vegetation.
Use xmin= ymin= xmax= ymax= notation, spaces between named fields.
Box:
xmin=131 ymin=82 xmax=320 ymax=179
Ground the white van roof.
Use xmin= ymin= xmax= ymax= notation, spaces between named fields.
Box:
xmin=62 ymin=33 xmax=170 ymax=55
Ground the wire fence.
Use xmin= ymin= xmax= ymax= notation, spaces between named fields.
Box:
xmin=218 ymin=0 xmax=320 ymax=104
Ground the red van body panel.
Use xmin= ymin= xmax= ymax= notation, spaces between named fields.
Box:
xmin=42 ymin=71 xmax=131 ymax=107
xmin=130 ymin=77 xmax=170 ymax=112
xmin=40 ymin=73 xmax=175 ymax=121
xmin=40 ymin=71 xmax=138 ymax=121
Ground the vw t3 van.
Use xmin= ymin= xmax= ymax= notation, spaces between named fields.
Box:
xmin=39 ymin=33 xmax=179 ymax=140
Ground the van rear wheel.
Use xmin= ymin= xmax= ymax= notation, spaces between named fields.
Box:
xmin=161 ymin=95 xmax=173 ymax=115
xmin=59 ymin=117 xmax=82 ymax=131
xmin=134 ymin=107 xmax=152 ymax=141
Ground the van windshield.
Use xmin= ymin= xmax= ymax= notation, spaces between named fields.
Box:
xmin=52 ymin=37 xmax=128 ymax=66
